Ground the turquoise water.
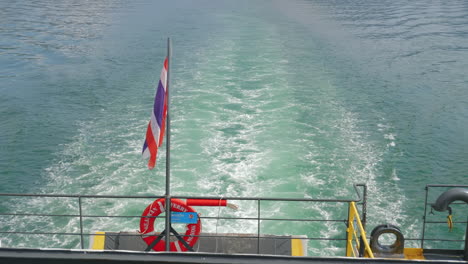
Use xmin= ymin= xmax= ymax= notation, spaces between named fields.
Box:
xmin=1 ymin=0 xmax=467 ymax=255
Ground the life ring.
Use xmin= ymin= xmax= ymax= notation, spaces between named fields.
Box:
xmin=140 ymin=198 xmax=202 ymax=252
xmin=370 ymin=224 xmax=404 ymax=254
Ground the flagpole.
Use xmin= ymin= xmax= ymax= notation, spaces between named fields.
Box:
xmin=164 ymin=37 xmax=172 ymax=252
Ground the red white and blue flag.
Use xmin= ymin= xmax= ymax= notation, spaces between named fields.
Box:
xmin=142 ymin=58 xmax=168 ymax=170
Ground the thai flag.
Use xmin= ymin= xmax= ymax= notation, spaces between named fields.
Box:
xmin=142 ymin=58 xmax=168 ymax=170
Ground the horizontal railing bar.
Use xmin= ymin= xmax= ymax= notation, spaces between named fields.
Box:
xmin=204 ymin=217 xmax=347 ymax=222
xmin=0 ymin=231 xmax=347 ymax=241
xmin=0 ymin=214 xmax=164 ymax=218
xmin=0 ymin=231 xmax=83 ymax=236
xmin=9 ymin=230 xmax=457 ymax=244
xmin=0 ymin=213 xmax=80 ymax=217
xmin=130 ymin=234 xmax=346 ymax=241
xmin=0 ymin=194 xmax=164 ymax=199
xmin=420 ymin=238 xmax=465 ymax=242
xmin=2 ymin=211 xmax=464 ymax=225
xmin=0 ymin=213 xmax=348 ymax=223
xmin=0 ymin=214 xmax=165 ymax=218
xmin=394 ymin=238 xmax=464 ymax=242
xmin=424 ymin=221 xmax=467 ymax=224
xmin=426 ymin=184 xmax=468 ymax=188
xmin=0 ymin=184 xmax=366 ymax=203
xmin=425 ymin=202 xmax=466 ymax=205
xmin=359 ymin=237 xmax=464 ymax=242
xmin=176 ymin=196 xmax=356 ymax=202
xmin=83 ymin=215 xmax=347 ymax=222
xmin=0 ymin=194 xmax=356 ymax=203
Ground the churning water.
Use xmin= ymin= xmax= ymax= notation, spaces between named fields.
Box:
xmin=1 ymin=0 xmax=467 ymax=256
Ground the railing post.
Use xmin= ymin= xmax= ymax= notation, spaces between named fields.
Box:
xmin=359 ymin=236 xmax=365 ymax=257
xmin=78 ymin=196 xmax=84 ymax=249
xmin=257 ymin=199 xmax=261 ymax=254
xmin=464 ymin=217 xmax=468 ymax=261
xmin=361 ymin=185 xmax=367 ymax=229
xmin=346 ymin=202 xmax=352 ymax=257
xmin=421 ymin=185 xmax=429 ymax=249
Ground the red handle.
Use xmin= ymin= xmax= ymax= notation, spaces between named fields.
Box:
xmin=186 ymin=199 xmax=227 ymax=207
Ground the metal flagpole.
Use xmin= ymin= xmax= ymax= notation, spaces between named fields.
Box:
xmin=164 ymin=37 xmax=172 ymax=252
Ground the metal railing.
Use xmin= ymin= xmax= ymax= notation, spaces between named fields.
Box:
xmin=421 ymin=184 xmax=468 ymax=250
xmin=0 ymin=184 xmax=367 ymax=255
xmin=1 ymin=184 xmax=466 ymax=256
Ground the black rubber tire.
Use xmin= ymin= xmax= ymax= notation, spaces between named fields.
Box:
xmin=370 ymin=224 xmax=404 ymax=254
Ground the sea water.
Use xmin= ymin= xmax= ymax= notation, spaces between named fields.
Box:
xmin=0 ymin=0 xmax=467 ymax=256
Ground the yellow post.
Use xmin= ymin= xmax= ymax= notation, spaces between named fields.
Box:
xmin=346 ymin=202 xmax=374 ymax=258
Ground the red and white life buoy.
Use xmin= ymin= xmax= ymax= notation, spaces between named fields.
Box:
xmin=140 ymin=198 xmax=201 ymax=252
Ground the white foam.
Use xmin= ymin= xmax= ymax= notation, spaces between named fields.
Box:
xmin=384 ymin=133 xmax=396 ymax=140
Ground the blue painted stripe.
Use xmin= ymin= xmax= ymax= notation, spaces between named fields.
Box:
xmin=142 ymin=140 xmax=148 ymax=153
